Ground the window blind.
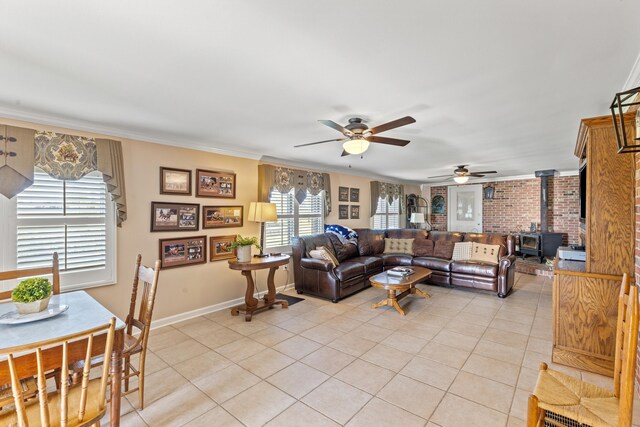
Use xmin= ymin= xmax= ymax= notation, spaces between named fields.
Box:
xmin=16 ymin=170 xmax=108 ymax=271
xmin=373 ymin=196 xmax=400 ymax=229
xmin=265 ymin=189 xmax=324 ymax=250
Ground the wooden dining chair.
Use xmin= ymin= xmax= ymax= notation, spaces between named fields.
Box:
xmin=0 ymin=252 xmax=60 ymax=301
xmin=527 ymin=273 xmax=639 ymax=427
xmin=121 ymin=255 xmax=161 ymax=409
xmin=0 ymin=252 xmax=61 ymax=409
xmin=71 ymin=255 xmax=161 ymax=410
xmin=0 ymin=318 xmax=116 ymax=427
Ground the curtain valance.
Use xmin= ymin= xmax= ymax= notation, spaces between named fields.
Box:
xmin=370 ymin=180 xmax=404 ymax=217
xmin=0 ymin=125 xmax=127 ymax=226
xmin=258 ymin=164 xmax=332 ymax=217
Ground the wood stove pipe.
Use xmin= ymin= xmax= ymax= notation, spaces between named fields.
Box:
xmin=534 ymin=170 xmax=557 ymax=233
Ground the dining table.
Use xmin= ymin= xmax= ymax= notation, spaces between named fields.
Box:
xmin=0 ymin=291 xmax=125 ymax=426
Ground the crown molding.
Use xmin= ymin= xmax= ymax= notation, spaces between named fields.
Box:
xmin=0 ymin=106 xmax=262 ymax=160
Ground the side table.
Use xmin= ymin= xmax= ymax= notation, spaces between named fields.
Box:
xmin=228 ymin=254 xmax=290 ymax=321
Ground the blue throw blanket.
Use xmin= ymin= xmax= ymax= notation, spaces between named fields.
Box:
xmin=324 ymin=224 xmax=358 ymax=245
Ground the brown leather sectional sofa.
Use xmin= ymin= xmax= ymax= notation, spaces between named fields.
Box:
xmin=291 ymin=228 xmax=517 ymax=303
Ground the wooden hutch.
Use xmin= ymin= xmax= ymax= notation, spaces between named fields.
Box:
xmin=552 ymin=113 xmax=635 ymax=376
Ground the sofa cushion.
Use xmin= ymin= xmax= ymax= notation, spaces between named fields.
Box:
xmin=452 ymin=242 xmax=473 ymax=261
xmin=327 ymin=233 xmax=359 ymax=262
xmin=428 ymin=231 xmax=464 ymax=243
xmin=450 ymin=260 xmax=498 ymax=277
xmin=347 ymin=256 xmax=383 ymax=274
xmin=383 ymin=238 xmax=414 ymax=255
xmin=413 ymin=238 xmax=434 ymax=257
xmin=333 ymin=262 xmax=365 ymax=281
xmin=386 ymin=229 xmax=428 ymax=239
xmin=355 ymin=228 xmax=386 ymax=256
xmin=470 ymin=243 xmax=501 ymax=264
xmin=381 ymin=254 xmax=413 ymax=267
xmin=412 ymin=257 xmax=451 ymax=272
xmin=433 ymin=240 xmax=455 ymax=259
xmin=463 ymin=233 xmax=508 ymax=258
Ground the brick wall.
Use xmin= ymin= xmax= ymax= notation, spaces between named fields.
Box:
xmin=429 ymin=175 xmax=580 ymax=244
xmin=430 ymin=186 xmax=448 ymax=231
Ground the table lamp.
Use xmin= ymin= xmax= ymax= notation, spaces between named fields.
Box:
xmin=410 ymin=212 xmax=425 ymax=229
xmin=247 ymin=202 xmax=278 ymax=257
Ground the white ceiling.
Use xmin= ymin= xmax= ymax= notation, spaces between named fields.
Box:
xmin=1 ymin=1 xmax=639 ymax=184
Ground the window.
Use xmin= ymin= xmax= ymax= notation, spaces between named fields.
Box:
xmin=264 ymin=189 xmax=324 ymax=252
xmin=372 ymin=196 xmax=400 ymax=229
xmin=0 ymin=168 xmax=116 ymax=292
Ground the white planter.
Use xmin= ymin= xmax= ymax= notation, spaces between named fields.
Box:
xmin=236 ymin=245 xmax=252 ymax=262
xmin=15 ymin=295 xmax=51 ymax=315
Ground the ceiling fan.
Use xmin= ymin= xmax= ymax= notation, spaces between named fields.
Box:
xmin=428 ymin=165 xmax=498 ymax=184
xmin=294 ymin=116 xmax=416 ymax=157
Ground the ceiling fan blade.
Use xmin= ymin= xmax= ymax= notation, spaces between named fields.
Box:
xmin=368 ymin=116 xmax=416 ymax=135
xmin=468 ymin=174 xmax=485 ymax=177
xmin=428 ymin=174 xmax=455 ymax=179
xmin=341 ymin=150 xmax=350 ymax=157
xmin=294 ymin=138 xmax=347 ymax=148
xmin=367 ymin=136 xmax=410 ymax=146
xmin=318 ymin=120 xmax=350 ymax=134
xmin=470 ymin=170 xmax=497 ymax=175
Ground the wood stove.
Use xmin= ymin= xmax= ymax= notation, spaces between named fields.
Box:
xmin=519 ymin=232 xmax=564 ymax=263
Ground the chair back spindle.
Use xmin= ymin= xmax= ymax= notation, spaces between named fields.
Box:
xmin=1 ymin=319 xmax=116 ymax=426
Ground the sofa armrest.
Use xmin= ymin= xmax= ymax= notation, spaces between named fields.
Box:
xmin=300 ymin=257 xmax=333 ymax=272
xmin=497 ymin=255 xmax=516 ymax=298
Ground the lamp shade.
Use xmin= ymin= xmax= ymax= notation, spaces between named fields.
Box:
xmin=247 ymin=202 xmax=277 ymax=223
xmin=410 ymin=212 xmax=425 ymax=224
xmin=342 ymin=139 xmax=370 ymax=155
xmin=453 ymin=175 xmax=469 ymax=184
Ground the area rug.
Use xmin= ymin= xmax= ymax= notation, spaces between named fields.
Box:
xmin=275 ymin=293 xmax=305 ymax=305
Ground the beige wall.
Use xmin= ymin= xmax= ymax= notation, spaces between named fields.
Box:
xmin=1 ymin=117 xmax=418 ymax=322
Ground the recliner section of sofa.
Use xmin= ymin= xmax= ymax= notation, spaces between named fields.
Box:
xmin=291 ymin=228 xmax=517 ymax=302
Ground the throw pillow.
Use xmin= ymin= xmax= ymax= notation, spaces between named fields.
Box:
xmin=433 ymin=240 xmax=455 ymax=259
xmin=309 ymin=246 xmax=340 ymax=267
xmin=470 ymin=243 xmax=501 ymax=264
xmin=451 ymin=241 xmax=473 ymax=261
xmin=413 ymin=238 xmax=435 ymax=257
xmin=383 ymin=238 xmax=414 ymax=255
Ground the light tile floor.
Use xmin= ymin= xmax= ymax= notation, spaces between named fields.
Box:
xmin=105 ymin=273 xmax=640 ymax=427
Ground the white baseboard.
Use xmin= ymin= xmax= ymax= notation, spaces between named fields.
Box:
xmin=152 ymin=282 xmax=296 ymax=329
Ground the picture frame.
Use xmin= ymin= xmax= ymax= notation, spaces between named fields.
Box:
xmin=159 ymin=167 xmax=191 ymax=195
xmin=350 ymin=205 xmax=360 ymax=219
xmin=338 ymin=186 xmax=349 ymax=202
xmin=350 ymin=188 xmax=360 ymax=203
xmin=159 ymin=235 xmax=207 ymax=269
xmin=210 ymin=235 xmax=237 ymax=261
xmin=431 ymin=195 xmax=446 ymax=215
xmin=338 ymin=204 xmax=349 ymax=220
xmin=196 ymin=169 xmax=236 ymax=198
xmin=203 ymin=205 xmax=243 ymax=229
xmin=151 ymin=202 xmax=200 ymax=232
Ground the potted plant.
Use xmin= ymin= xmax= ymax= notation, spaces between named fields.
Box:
xmin=231 ymin=235 xmax=261 ymax=262
xmin=12 ymin=277 xmax=53 ymax=314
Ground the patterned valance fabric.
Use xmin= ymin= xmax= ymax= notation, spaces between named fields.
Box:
xmin=370 ymin=180 xmax=404 ymax=217
xmin=258 ymin=164 xmax=332 ymax=216
xmin=35 ymin=132 xmax=97 ymax=180
xmin=0 ymin=125 xmax=127 ymax=226
xmin=0 ymin=125 xmax=36 ymax=199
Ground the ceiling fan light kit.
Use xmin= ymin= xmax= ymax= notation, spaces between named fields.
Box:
xmin=342 ymin=138 xmax=370 ymax=155
xmin=428 ymin=165 xmax=498 ymax=183
xmin=453 ymin=175 xmax=469 ymax=184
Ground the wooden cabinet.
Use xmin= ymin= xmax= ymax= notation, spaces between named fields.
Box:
xmin=575 ymin=114 xmax=635 ymax=276
xmin=553 ymin=260 xmax=621 ymax=376
xmin=551 ymin=114 xmax=635 ymax=375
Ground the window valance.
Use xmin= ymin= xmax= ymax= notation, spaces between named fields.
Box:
xmin=370 ymin=180 xmax=404 ymax=217
xmin=258 ymin=164 xmax=331 ymax=216
xmin=0 ymin=125 xmax=127 ymax=226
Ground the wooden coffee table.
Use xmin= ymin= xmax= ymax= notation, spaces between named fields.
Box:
xmin=369 ymin=266 xmax=432 ymax=315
